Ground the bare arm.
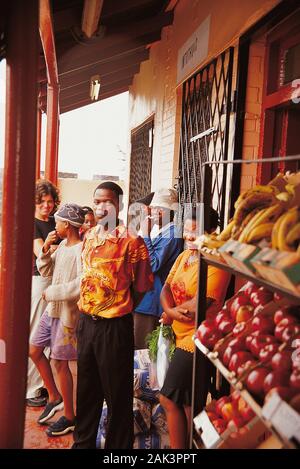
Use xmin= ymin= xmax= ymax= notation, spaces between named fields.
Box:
xmin=160 ymin=284 xmax=193 ymax=323
xmin=33 ymin=238 xmax=44 ymax=258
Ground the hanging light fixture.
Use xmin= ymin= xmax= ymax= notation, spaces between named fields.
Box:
xmin=90 ymin=75 xmax=101 ymax=101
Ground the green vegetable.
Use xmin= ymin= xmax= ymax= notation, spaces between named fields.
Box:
xmin=145 ymin=325 xmax=175 ymax=362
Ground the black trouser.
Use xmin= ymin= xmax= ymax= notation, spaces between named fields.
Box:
xmin=73 ymin=313 xmax=134 ymax=449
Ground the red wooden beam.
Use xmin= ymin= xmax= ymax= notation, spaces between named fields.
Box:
xmin=45 ymin=85 xmax=59 ymax=185
xmin=0 ymin=0 xmax=39 ymax=448
xmin=36 ymin=106 xmax=42 ymax=180
xmin=39 ymin=0 xmax=60 ymax=184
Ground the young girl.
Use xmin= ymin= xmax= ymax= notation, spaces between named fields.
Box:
xmin=79 ymin=206 xmax=96 ymax=240
xmin=159 ymin=207 xmax=231 ymax=448
xmin=29 ymin=203 xmax=85 ymax=437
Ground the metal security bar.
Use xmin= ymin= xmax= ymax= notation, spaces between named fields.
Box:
xmin=178 ymin=47 xmax=235 ymax=228
xmin=128 ymin=118 xmax=154 ymax=205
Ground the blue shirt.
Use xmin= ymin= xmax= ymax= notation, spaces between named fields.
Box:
xmin=135 ymin=222 xmax=183 ymax=317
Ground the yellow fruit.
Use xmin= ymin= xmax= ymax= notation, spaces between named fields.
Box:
xmin=233 ymin=192 xmax=276 ymax=225
xmin=217 ymin=220 xmax=235 ymax=241
xmin=234 ymin=185 xmax=278 ymax=210
xmin=277 ymin=207 xmax=300 ymax=252
xmin=286 ymin=222 xmax=300 ymax=247
xmin=271 ymin=215 xmax=284 ymax=250
xmin=238 ymin=204 xmax=283 ymax=243
xmin=276 ymin=192 xmax=292 ymax=204
xmin=246 ymin=223 xmax=274 ymax=244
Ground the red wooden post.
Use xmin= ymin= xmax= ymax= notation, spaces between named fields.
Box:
xmin=36 ymin=106 xmax=42 ymax=180
xmin=40 ymin=0 xmax=60 ymax=185
xmin=0 ymin=0 xmax=39 ymax=448
xmin=45 ymin=84 xmax=59 ymax=185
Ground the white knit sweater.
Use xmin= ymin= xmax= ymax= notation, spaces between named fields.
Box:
xmin=37 ymin=239 xmax=83 ymax=328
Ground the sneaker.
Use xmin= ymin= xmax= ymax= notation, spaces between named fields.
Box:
xmin=37 ymin=399 xmax=64 ymax=424
xmin=26 ymin=396 xmax=48 ymax=407
xmin=46 ymin=416 xmax=75 ymax=437
xmin=38 ymin=387 xmax=49 ymax=399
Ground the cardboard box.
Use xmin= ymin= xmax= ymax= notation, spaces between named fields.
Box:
xmin=218 ymin=240 xmax=241 ymax=268
xmin=219 ymin=240 xmax=260 ymax=276
xmin=193 ymin=409 xmax=234 ymax=449
xmin=251 ymin=248 xmax=300 ymax=294
xmin=262 ymin=393 xmax=300 ymax=444
xmin=232 ymin=243 xmax=261 ymax=276
xmin=219 ymin=416 xmax=270 ymax=449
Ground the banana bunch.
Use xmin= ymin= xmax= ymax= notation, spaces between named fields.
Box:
xmin=206 ymin=173 xmax=300 ymax=252
xmin=271 ymin=207 xmax=300 ymax=251
xmin=238 ymin=203 xmax=284 ymax=244
xmin=233 ymin=188 xmax=278 ymax=225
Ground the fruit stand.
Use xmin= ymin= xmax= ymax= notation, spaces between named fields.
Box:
xmin=191 ymin=156 xmax=300 ymax=450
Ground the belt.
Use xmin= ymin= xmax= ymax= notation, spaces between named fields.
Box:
xmin=91 ymin=315 xmax=103 ymax=321
xmin=82 ymin=312 xmax=131 ymax=321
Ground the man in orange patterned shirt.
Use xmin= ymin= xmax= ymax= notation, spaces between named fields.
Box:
xmin=73 ymin=182 xmax=153 ymax=449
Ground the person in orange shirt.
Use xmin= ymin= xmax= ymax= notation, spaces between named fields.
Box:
xmin=72 ymin=182 xmax=153 ymax=449
xmin=159 ymin=207 xmax=230 ymax=449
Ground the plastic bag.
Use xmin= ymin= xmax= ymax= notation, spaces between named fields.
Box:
xmin=147 ymin=324 xmax=175 ymax=390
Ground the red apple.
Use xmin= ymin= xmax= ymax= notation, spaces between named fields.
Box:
xmin=196 ymin=320 xmax=223 ymax=350
xmin=227 ymin=336 xmax=246 ymax=351
xmin=250 ymin=288 xmax=273 ymax=308
xmin=243 ymin=281 xmax=260 ymax=298
xmin=274 ymin=322 xmax=287 ymax=341
xmin=251 ymin=315 xmax=275 ymax=335
xmin=281 ymin=325 xmax=300 ymax=344
xmin=271 ymin=350 xmax=293 ymax=371
xmin=265 ymin=386 xmax=298 ymax=403
xmin=218 ymin=318 xmax=235 ymax=335
xmin=246 ymin=367 xmax=270 ymax=398
xmin=230 ymin=294 xmax=251 ymax=320
xmin=215 ymin=396 xmax=231 ymax=416
xmin=207 ymin=411 xmax=219 ymax=422
xmin=249 ymin=335 xmax=278 ymax=357
xmin=290 ymin=394 xmax=300 ymax=412
xmin=228 ymin=415 xmax=245 ymax=428
xmin=212 ymin=418 xmax=227 ymax=434
xmin=232 ymin=322 xmax=247 ymax=336
xmin=231 ymin=390 xmax=241 ymax=404
xmin=236 ymin=305 xmax=254 ymax=323
xmin=274 ymin=310 xmax=298 ymax=326
xmin=292 ymin=349 xmax=300 ymax=370
xmin=215 ymin=310 xmax=231 ymax=327
xmin=221 ymin=402 xmax=238 ymax=422
xmin=237 ymin=359 xmax=257 ymax=377
xmin=290 ymin=369 xmax=300 ymax=390
xmin=228 ymin=351 xmax=254 ymax=373
xmin=290 ymin=336 xmax=300 ymax=349
xmin=245 ymin=331 xmax=260 ymax=350
xmin=238 ymin=399 xmax=255 ymax=423
xmin=273 ymin=292 xmax=285 ymax=302
xmin=259 ymin=343 xmax=280 ymax=363
xmin=263 ymin=370 xmax=290 ymax=394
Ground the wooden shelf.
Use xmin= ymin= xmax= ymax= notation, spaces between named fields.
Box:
xmin=194 ymin=337 xmax=299 ymax=449
xmin=204 ymin=256 xmax=300 ymax=304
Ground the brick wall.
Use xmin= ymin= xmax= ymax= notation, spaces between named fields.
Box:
xmin=240 ymin=37 xmax=266 ymax=193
